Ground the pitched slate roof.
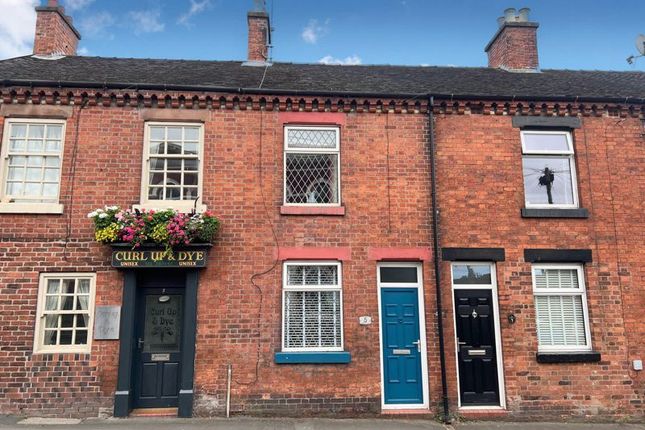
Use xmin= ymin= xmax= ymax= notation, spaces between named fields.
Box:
xmin=0 ymin=55 xmax=644 ymax=102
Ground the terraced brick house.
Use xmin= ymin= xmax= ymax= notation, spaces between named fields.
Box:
xmin=0 ymin=0 xmax=643 ymax=422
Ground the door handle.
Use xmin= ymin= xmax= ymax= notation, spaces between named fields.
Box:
xmin=412 ymin=340 xmax=420 ymax=352
xmin=137 ymin=338 xmax=144 ymax=350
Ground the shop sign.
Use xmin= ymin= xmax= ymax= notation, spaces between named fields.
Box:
xmin=111 ymin=249 xmax=208 ymax=268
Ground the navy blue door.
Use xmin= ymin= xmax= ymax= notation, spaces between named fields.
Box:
xmin=381 ymin=288 xmax=423 ymax=404
xmin=133 ymin=273 xmax=184 ymax=409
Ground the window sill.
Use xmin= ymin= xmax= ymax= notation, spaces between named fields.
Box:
xmin=536 ymin=351 xmax=601 ymax=364
xmin=280 ymin=205 xmax=345 ymax=216
xmin=133 ymin=203 xmax=208 ymax=213
xmin=521 ymin=208 xmax=589 ymax=219
xmin=0 ymin=203 xmax=64 ymax=214
xmin=274 ymin=351 xmax=351 ymax=364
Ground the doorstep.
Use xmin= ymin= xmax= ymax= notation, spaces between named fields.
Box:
xmin=381 ymin=408 xmax=433 ymax=415
xmin=129 ymin=408 xmax=178 ymax=417
xmin=458 ymin=407 xmax=509 ymax=420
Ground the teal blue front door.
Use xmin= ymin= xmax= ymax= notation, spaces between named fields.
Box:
xmin=381 ymin=288 xmax=423 ymax=404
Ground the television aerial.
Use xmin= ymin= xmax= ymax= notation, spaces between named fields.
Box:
xmin=626 ymin=34 xmax=645 ymax=64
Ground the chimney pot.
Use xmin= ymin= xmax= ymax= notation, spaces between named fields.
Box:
xmin=504 ymin=8 xmax=517 ymax=22
xmin=485 ymin=7 xmax=539 ymax=71
xmin=518 ymin=8 xmax=530 ymax=22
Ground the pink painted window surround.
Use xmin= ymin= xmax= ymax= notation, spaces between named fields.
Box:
xmin=277 ymin=247 xmax=351 ymax=261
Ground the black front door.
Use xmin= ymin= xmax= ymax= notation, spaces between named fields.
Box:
xmin=133 ymin=273 xmax=184 ymax=409
xmin=454 ymin=289 xmax=500 ymax=406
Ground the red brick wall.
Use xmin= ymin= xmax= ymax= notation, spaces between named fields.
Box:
xmin=33 ymin=9 xmax=78 ymax=57
xmin=487 ymin=25 xmax=539 ymax=70
xmin=0 ymin=98 xmax=642 ymax=419
xmin=434 ymin=114 xmax=643 ymax=419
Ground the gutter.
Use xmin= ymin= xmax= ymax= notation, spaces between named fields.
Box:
xmin=1 ymin=79 xmax=644 ymax=105
xmin=428 ymin=95 xmax=451 ymax=424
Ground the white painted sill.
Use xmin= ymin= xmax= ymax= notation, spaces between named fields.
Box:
xmin=133 ymin=203 xmax=208 ymax=213
xmin=0 ymin=203 xmax=64 ymax=214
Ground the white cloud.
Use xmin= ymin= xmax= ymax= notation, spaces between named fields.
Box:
xmin=63 ymin=0 xmax=94 ymax=11
xmin=79 ymin=11 xmax=115 ymax=38
xmin=302 ymin=19 xmax=328 ymax=44
xmin=178 ymin=0 xmax=211 ymax=27
xmin=128 ymin=10 xmax=165 ymax=35
xmin=77 ymin=46 xmax=90 ymax=55
xmin=0 ymin=0 xmax=38 ymax=59
xmin=319 ymin=55 xmax=362 ymax=65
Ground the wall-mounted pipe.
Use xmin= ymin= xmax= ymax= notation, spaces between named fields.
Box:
xmin=226 ymin=364 xmax=232 ymax=418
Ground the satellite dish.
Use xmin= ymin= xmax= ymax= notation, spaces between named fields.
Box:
xmin=637 ymin=34 xmax=645 ymax=56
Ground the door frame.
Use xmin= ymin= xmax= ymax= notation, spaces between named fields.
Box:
xmin=377 ymin=262 xmax=430 ymax=410
xmin=449 ymin=261 xmax=506 ymax=410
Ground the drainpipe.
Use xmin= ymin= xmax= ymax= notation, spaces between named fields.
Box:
xmin=428 ymin=95 xmax=451 ymax=424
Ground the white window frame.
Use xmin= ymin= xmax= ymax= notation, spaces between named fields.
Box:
xmin=531 ymin=263 xmax=592 ymax=353
xmin=0 ymin=118 xmax=66 ymax=214
xmin=283 ymin=125 xmax=341 ymax=207
xmin=520 ymin=130 xmax=579 ymax=209
xmin=33 ymin=272 xmax=97 ymax=354
xmin=281 ymin=260 xmax=344 ymax=352
xmin=449 ymin=262 xmax=506 ymax=410
xmin=136 ymin=122 xmax=206 ymax=212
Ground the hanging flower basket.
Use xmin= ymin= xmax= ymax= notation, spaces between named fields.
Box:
xmin=88 ymin=206 xmax=220 ymax=253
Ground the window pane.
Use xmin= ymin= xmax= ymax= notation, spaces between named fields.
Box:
xmin=184 ymin=173 xmax=198 ymax=186
xmin=10 ymin=124 xmax=27 ymax=138
xmin=63 ymin=279 xmax=75 ymax=294
xmin=523 ymin=132 xmax=570 ymax=152
xmin=534 ymin=268 xmax=579 ymax=290
xmin=24 ymin=183 xmax=42 ymax=196
xmin=43 ymin=330 xmax=57 ymax=345
xmin=27 ymin=140 xmax=44 ymax=152
xmin=184 ymin=127 xmax=199 ymax=141
xmin=167 ymin=142 xmax=182 ymax=154
xmin=47 ymin=279 xmax=60 ymax=294
xmin=59 ymin=330 xmax=73 ymax=345
xmin=165 ymin=187 xmax=180 ymax=200
xmin=61 ymin=296 xmax=74 ymax=310
xmin=28 ymin=125 xmax=45 ymax=138
xmin=45 ymin=315 xmax=59 ymax=328
xmin=452 ymin=265 xmax=492 ymax=284
xmin=166 ymin=172 xmax=181 ymax=185
xmin=74 ymin=330 xmax=88 ymax=345
xmin=284 ymin=290 xmax=341 ymax=349
xmin=287 ymin=265 xmax=338 ymax=286
xmin=77 ymin=279 xmax=90 ymax=294
xmin=76 ymin=314 xmax=88 ymax=328
xmin=183 ymin=188 xmax=198 ymax=199
xmin=522 ymin=156 xmax=575 ymax=206
xmin=167 ymin=159 xmax=182 ymax=170
xmin=149 ymin=158 xmax=165 ymax=170
xmin=149 ymin=126 xmax=165 ymax=140
xmin=149 ymin=142 xmax=164 ymax=154
xmin=46 ymin=125 xmax=62 ymax=139
xmin=149 ymin=187 xmax=163 ymax=200
xmin=380 ymin=267 xmax=418 ymax=283
xmin=9 ymin=139 xmax=25 ymax=151
xmin=285 ymin=153 xmax=339 ymax=204
xmin=42 ymin=183 xmax=58 ymax=197
xmin=27 ymin=156 xmax=43 ymax=167
xmin=45 ymin=296 xmax=59 ymax=310
xmin=44 ymin=168 xmax=59 ymax=181
xmin=167 ymin=127 xmax=182 ymax=140
xmin=287 ymin=128 xmax=338 ymax=149
xmin=184 ymin=142 xmax=198 ymax=155
xmin=61 ymin=314 xmax=75 ymax=328
xmin=184 ymin=159 xmax=198 ymax=171
xmin=535 ymin=295 xmax=586 ymax=347
xmin=45 ymin=141 xmax=61 ymax=153
xmin=76 ymin=296 xmax=89 ymax=311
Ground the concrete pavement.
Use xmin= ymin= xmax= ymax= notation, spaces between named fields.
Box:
xmin=0 ymin=416 xmax=644 ymax=430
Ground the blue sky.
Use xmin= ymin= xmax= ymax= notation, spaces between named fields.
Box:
xmin=2 ymin=0 xmax=644 ymax=71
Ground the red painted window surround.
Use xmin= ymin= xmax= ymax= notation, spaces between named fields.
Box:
xmin=278 ymin=112 xmax=346 ymax=126
xmin=277 ymin=247 xmax=351 ymax=261
xmin=280 ymin=206 xmax=346 ymax=216
xmin=367 ymin=247 xmax=432 ymax=261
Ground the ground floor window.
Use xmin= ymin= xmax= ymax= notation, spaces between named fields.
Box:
xmin=532 ymin=264 xmax=591 ymax=352
xmin=33 ymin=273 xmax=96 ymax=353
xmin=282 ymin=261 xmax=343 ymax=351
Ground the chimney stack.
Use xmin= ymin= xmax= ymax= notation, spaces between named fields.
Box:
xmin=246 ymin=0 xmax=271 ymax=63
xmin=33 ymin=0 xmax=81 ymax=57
xmin=485 ymin=7 xmax=539 ymax=71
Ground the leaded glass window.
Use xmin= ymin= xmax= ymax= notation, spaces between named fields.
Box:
xmin=284 ymin=126 xmax=340 ymax=205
